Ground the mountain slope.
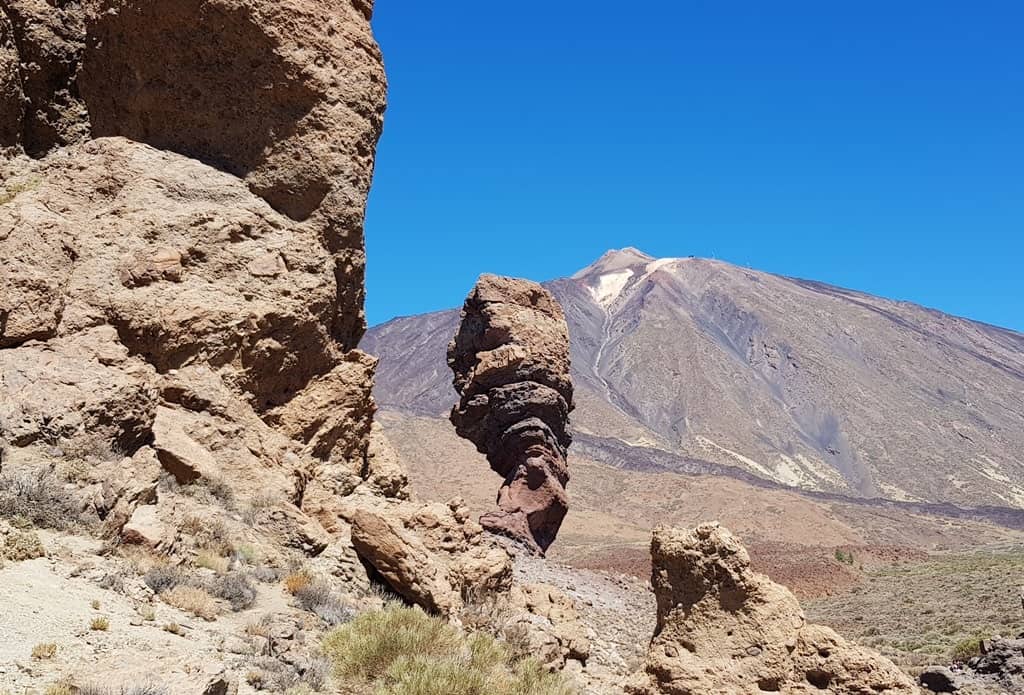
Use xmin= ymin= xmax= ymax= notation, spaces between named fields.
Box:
xmin=362 ymin=248 xmax=1024 ymax=510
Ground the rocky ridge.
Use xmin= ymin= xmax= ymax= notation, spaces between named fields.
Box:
xmin=448 ymin=274 xmax=575 ymax=554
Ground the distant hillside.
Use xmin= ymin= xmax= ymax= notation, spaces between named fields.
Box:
xmin=362 ymin=248 xmax=1024 ymax=511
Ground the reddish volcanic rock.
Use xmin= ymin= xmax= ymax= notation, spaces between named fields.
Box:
xmin=448 ymin=274 xmax=574 ymax=554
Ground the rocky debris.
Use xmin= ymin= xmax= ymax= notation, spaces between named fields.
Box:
xmin=0 ymin=0 xmax=89 ymax=155
xmin=508 ymin=582 xmax=591 ymax=668
xmin=0 ymin=8 xmax=22 ymax=152
xmin=922 ymin=635 xmax=1024 ymax=693
xmin=343 ymin=495 xmax=512 ymax=616
xmin=448 ymin=274 xmax=574 ymax=554
xmin=626 ymin=523 xmax=918 ymax=695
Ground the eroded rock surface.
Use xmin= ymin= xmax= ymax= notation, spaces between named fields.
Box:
xmin=343 ymin=495 xmax=513 ymax=616
xmin=448 ymin=274 xmax=574 ymax=554
xmin=626 ymin=523 xmax=918 ymax=695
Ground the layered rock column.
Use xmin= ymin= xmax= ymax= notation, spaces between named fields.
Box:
xmin=448 ymin=274 xmax=574 ymax=554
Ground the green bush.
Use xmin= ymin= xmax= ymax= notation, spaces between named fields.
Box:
xmin=950 ymin=634 xmax=985 ymax=662
xmin=322 ymin=605 xmax=573 ymax=695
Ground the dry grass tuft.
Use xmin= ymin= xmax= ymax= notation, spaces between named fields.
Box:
xmin=195 ymin=550 xmax=230 ymax=574
xmin=162 ymin=585 xmax=219 ymax=621
xmin=3 ymin=529 xmax=45 ymax=561
xmin=31 ymin=642 xmax=58 ymax=660
xmin=90 ymin=616 xmax=110 ymax=631
xmin=322 ymin=605 xmax=573 ymax=695
xmin=284 ymin=570 xmax=313 ymax=595
xmin=162 ymin=623 xmax=184 ymax=636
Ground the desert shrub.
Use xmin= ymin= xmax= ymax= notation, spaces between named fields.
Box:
xmin=31 ymin=642 xmax=58 ymax=659
xmin=3 ymin=529 xmax=45 ymax=561
xmin=322 ymin=605 xmax=572 ymax=695
xmin=162 ymin=623 xmax=183 ymax=635
xmin=90 ymin=616 xmax=110 ymax=631
xmin=195 ymin=550 xmax=230 ymax=574
xmin=78 ymin=686 xmax=169 ymax=695
xmin=244 ymin=492 xmax=279 ymax=526
xmin=161 ymin=585 xmax=219 ymax=621
xmin=44 ymin=681 xmax=74 ymax=695
xmin=0 ymin=469 xmax=82 ymax=530
xmin=143 ymin=565 xmax=186 ymax=594
xmin=206 ymin=572 xmax=257 ymax=611
xmin=950 ymin=634 xmax=986 ymax=662
xmin=284 ymin=570 xmax=313 ymax=595
xmin=293 ymin=578 xmax=355 ymax=626
xmin=98 ymin=572 xmax=126 ymax=593
xmin=139 ymin=606 xmax=156 ymax=622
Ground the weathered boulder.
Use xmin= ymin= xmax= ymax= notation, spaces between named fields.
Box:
xmin=918 ymin=666 xmax=960 ymax=692
xmin=0 ymin=0 xmax=89 ymax=155
xmin=626 ymin=523 xmax=918 ymax=695
xmin=0 ymin=328 xmax=158 ymax=451
xmin=448 ymin=274 xmax=574 ymax=554
xmin=343 ymin=496 xmax=512 ymax=616
xmin=508 ymin=582 xmax=591 ymax=669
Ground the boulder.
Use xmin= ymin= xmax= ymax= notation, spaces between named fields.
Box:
xmin=344 ymin=496 xmax=512 ymax=616
xmin=448 ymin=274 xmax=574 ymax=554
xmin=626 ymin=523 xmax=919 ymax=695
xmin=509 ymin=582 xmax=591 ymax=668
xmin=918 ymin=666 xmax=959 ymax=692
xmin=0 ymin=328 xmax=158 ymax=451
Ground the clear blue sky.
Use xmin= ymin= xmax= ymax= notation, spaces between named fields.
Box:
xmin=364 ymin=1 xmax=1023 ymax=331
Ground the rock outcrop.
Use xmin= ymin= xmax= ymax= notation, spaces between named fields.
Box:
xmin=627 ymin=523 xmax=918 ymax=695
xmin=0 ymin=0 xmax=385 ymax=502
xmin=448 ymin=274 xmax=574 ymax=554
xmin=343 ymin=495 xmax=512 ymax=617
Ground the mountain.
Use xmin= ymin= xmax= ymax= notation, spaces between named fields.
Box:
xmin=363 ymin=248 xmax=1024 ymax=511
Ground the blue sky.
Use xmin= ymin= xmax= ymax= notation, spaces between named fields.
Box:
xmin=364 ymin=2 xmax=1023 ymax=331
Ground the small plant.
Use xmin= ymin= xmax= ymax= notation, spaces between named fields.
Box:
xmin=161 ymin=585 xmax=219 ymax=621
xmin=162 ymin=623 xmax=184 ymax=636
xmin=143 ymin=565 xmax=185 ymax=594
xmin=0 ymin=468 xmax=83 ymax=530
xmin=90 ymin=616 xmax=111 ymax=631
xmin=834 ymin=549 xmax=855 ymax=565
xmin=31 ymin=642 xmax=58 ymax=660
xmin=78 ymin=685 xmax=170 ymax=695
xmin=294 ymin=579 xmax=354 ymax=626
xmin=195 ymin=550 xmax=230 ymax=574
xmin=284 ymin=570 xmax=313 ymax=595
xmin=43 ymin=680 xmax=74 ymax=695
xmin=322 ymin=605 xmax=573 ymax=694
xmin=140 ymin=606 xmax=156 ymax=622
xmin=950 ymin=634 xmax=986 ymax=662
xmin=91 ymin=599 xmax=101 ymax=610
xmin=205 ymin=572 xmax=257 ymax=611
xmin=3 ymin=529 xmax=45 ymax=561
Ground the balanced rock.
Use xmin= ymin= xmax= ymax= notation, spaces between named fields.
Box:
xmin=448 ymin=274 xmax=574 ymax=554
xmin=626 ymin=523 xmax=919 ymax=695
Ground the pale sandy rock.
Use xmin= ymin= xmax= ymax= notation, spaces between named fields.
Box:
xmin=626 ymin=523 xmax=918 ymax=695
xmin=121 ymin=503 xmax=169 ymax=548
xmin=509 ymin=582 xmax=591 ymax=668
xmin=79 ymin=0 xmax=386 ymax=348
xmin=344 ymin=496 xmax=512 ymax=616
xmin=362 ymin=422 xmax=410 ymax=499
xmin=0 ymin=328 xmax=158 ymax=450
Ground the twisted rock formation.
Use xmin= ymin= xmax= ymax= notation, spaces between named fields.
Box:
xmin=627 ymin=524 xmax=918 ymax=695
xmin=448 ymin=274 xmax=574 ymax=554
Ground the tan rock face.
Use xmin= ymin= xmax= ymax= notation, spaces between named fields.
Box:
xmin=344 ymin=496 xmax=513 ymax=616
xmin=0 ymin=0 xmax=390 ymax=559
xmin=448 ymin=275 xmax=575 ymax=554
xmin=627 ymin=524 xmax=918 ymax=695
